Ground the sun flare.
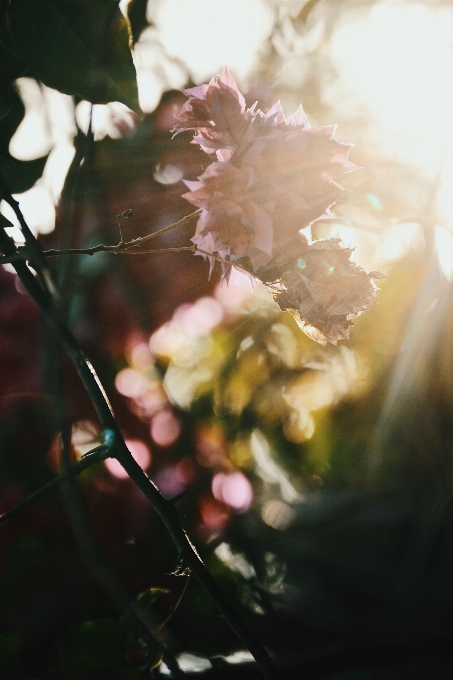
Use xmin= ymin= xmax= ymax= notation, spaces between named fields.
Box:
xmin=332 ymin=1 xmax=453 ymax=275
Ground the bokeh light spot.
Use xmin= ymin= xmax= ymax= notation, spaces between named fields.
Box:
xmin=366 ymin=193 xmax=383 ymax=211
xmin=154 ymin=463 xmax=186 ymax=498
xmin=212 ymin=472 xmax=253 ymax=513
xmin=150 ymin=409 xmax=182 ymax=447
xmin=126 ymin=341 xmax=154 ymax=369
xmin=115 ymin=368 xmax=149 ymax=398
xmin=199 ymin=495 xmax=230 ymax=533
xmin=173 ymin=297 xmax=224 ymax=337
xmin=104 ymin=439 xmax=151 ymax=479
xmin=262 ymin=500 xmax=296 ymax=531
xmin=195 ymin=425 xmax=227 ymax=468
xmin=215 ymin=268 xmax=254 ymax=311
xmin=297 ymin=258 xmax=307 ymax=270
xmin=153 ymin=163 xmax=184 ymax=185
xmin=154 ymin=456 xmax=200 ymax=499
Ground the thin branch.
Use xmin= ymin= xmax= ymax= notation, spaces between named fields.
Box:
xmin=47 ymin=245 xmax=197 ymax=258
xmin=0 ymin=445 xmax=109 ymax=526
xmin=120 ymin=246 xmax=196 ymax=255
xmin=1 ymin=243 xmax=255 ymax=284
xmin=122 ymin=208 xmax=202 ymax=248
xmin=0 ymin=209 xmax=202 ymax=264
xmin=0 ymin=189 xmax=277 ymax=679
xmin=0 ymin=245 xmax=196 ymax=263
xmin=158 ymin=574 xmax=191 ymax=633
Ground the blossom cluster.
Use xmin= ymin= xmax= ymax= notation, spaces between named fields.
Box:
xmin=173 ymin=68 xmax=381 ymax=344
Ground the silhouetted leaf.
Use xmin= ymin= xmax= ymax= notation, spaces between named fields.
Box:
xmin=127 ymin=0 xmax=151 ymax=44
xmin=0 ymin=3 xmax=27 ymax=117
xmin=0 ymin=155 xmax=48 ymax=194
xmin=7 ymin=0 xmax=140 ymax=114
xmin=0 ymin=85 xmax=25 ymax=155
xmin=0 ymin=82 xmax=12 ymax=121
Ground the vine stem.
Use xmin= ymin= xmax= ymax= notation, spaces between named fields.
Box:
xmin=0 ymin=208 xmax=253 ymax=281
xmin=0 ymin=191 xmax=277 ymax=680
xmin=1 ymin=241 xmax=256 ymax=286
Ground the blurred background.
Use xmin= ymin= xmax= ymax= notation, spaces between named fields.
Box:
xmin=2 ymin=0 xmax=453 ymax=677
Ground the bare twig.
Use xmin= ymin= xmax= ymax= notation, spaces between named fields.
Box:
xmin=1 ymin=242 xmax=254 ymax=285
xmin=0 ymin=209 xmax=202 ymax=264
xmin=120 ymin=208 xmax=202 ymax=247
xmin=119 ymin=246 xmax=195 ymax=255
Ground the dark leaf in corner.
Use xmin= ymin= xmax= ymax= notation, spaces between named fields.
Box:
xmin=7 ymin=0 xmax=141 ymax=115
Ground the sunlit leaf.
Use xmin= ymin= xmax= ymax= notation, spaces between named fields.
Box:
xmin=127 ymin=0 xmax=151 ymax=44
xmin=8 ymin=0 xmax=140 ymax=114
xmin=0 ymin=213 xmax=14 ymax=230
